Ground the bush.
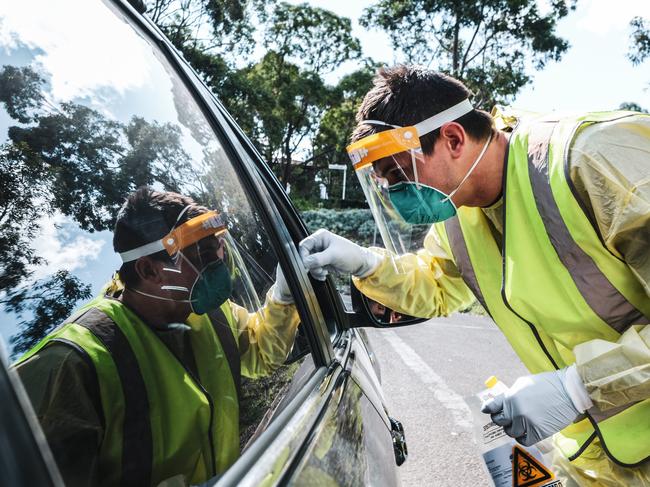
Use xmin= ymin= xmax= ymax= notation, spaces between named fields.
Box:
xmin=300 ymin=208 xmax=378 ymax=247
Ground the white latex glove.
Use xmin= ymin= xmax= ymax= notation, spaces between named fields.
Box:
xmin=299 ymin=229 xmax=382 ymax=281
xmin=481 ymin=365 xmax=592 ymax=447
xmin=270 ymin=265 xmax=293 ymax=304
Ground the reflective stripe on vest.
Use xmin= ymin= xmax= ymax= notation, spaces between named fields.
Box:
xmin=527 ymin=120 xmax=647 ymax=332
xmin=73 ymin=307 xmax=153 ymax=486
xmin=439 ymin=111 xmax=650 ymax=466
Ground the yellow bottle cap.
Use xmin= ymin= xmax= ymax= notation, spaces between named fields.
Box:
xmin=485 ymin=376 xmax=498 ymax=388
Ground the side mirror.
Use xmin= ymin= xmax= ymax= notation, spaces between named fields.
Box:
xmin=346 ymin=277 xmax=428 ymax=328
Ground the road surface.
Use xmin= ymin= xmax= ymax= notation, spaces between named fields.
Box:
xmin=365 ymin=313 xmax=529 ymax=487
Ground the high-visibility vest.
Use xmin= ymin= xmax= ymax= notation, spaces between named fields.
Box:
xmin=16 ymin=296 xmax=241 ymax=486
xmin=434 ymin=111 xmax=650 ymax=467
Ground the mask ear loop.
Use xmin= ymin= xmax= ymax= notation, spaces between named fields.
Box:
xmin=443 ymin=132 xmax=493 ymax=203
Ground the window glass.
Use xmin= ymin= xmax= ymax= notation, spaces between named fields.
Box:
xmin=0 ymin=0 xmax=314 ymax=483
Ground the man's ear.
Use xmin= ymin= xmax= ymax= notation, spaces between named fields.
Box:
xmin=439 ymin=122 xmax=466 ymax=159
xmin=134 ymin=257 xmax=164 ymax=284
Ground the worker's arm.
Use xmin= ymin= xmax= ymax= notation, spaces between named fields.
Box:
xmin=229 ymin=291 xmax=300 ymax=379
xmin=13 ymin=344 xmax=103 ymax=486
xmin=569 ymin=114 xmax=650 ymax=411
xmin=352 ymin=228 xmax=475 ymax=319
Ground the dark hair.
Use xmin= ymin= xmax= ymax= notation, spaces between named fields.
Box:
xmin=352 ymin=65 xmax=493 ymax=154
xmin=113 ymin=187 xmax=208 ymax=287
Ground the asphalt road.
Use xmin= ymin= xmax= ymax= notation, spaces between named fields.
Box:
xmin=365 ymin=313 xmax=529 ymax=487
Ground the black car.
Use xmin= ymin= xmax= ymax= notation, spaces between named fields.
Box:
xmin=0 ymin=0 xmax=417 ymax=485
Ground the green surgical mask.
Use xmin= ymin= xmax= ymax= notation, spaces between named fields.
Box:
xmin=188 ymin=259 xmax=232 ymax=315
xmin=132 ymin=255 xmax=232 ymax=315
xmin=387 ymin=132 xmax=493 ymax=225
xmin=388 ymin=182 xmax=457 ymax=224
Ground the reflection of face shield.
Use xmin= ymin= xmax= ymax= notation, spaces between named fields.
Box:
xmin=119 ymin=207 xmax=261 ymax=317
xmin=347 ymin=99 xmax=489 ymax=250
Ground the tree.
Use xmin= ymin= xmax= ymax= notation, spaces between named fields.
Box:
xmin=628 ymin=16 xmax=650 ymax=66
xmin=305 ymin=64 xmax=378 ymax=207
xmin=2 ymin=271 xmax=92 ymax=354
xmin=618 ymin=102 xmax=648 ymax=114
xmin=233 ymin=2 xmax=361 ymax=187
xmin=147 ymin=1 xmax=361 ymax=193
xmin=622 ymin=16 xmax=649 ymax=112
xmin=361 ymin=0 xmax=575 ymax=108
xmin=0 ymin=65 xmax=197 ymax=351
xmin=146 ymin=0 xmax=272 ymax=60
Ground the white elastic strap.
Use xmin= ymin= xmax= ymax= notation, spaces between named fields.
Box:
xmin=445 ymin=132 xmax=492 ymax=201
xmin=130 ymin=288 xmax=192 ymax=304
xmin=414 ymin=99 xmax=473 ymax=137
xmin=120 ymin=240 xmax=165 ymax=263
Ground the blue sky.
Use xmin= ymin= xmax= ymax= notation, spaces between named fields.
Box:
xmin=292 ymin=0 xmax=650 ymax=111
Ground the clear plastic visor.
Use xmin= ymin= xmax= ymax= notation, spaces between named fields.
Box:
xmin=354 ymin=149 xmax=435 ymax=259
xmin=182 ymin=231 xmax=265 ymax=319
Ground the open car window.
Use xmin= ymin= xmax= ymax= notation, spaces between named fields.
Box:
xmin=0 ymin=0 xmax=316 ymax=484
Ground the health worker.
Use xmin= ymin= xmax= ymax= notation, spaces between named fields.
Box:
xmin=299 ymin=65 xmax=650 ymax=486
xmin=14 ymin=187 xmax=300 ymax=486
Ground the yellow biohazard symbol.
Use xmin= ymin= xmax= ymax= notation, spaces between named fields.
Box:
xmin=512 ymin=445 xmax=554 ymax=487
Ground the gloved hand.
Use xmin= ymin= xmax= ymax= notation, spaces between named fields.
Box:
xmin=481 ymin=366 xmax=592 ymax=446
xmin=270 ymin=265 xmax=294 ymax=304
xmin=299 ymin=229 xmax=382 ymax=281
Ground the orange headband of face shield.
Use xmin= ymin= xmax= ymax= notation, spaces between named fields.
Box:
xmin=119 ymin=210 xmax=227 ymax=263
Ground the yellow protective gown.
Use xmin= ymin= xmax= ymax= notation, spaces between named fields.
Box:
xmin=354 ymin=111 xmax=650 ymax=485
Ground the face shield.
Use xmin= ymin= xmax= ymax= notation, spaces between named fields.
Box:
xmin=346 ymin=99 xmax=490 ymax=254
xmin=119 ymin=207 xmax=263 ymax=317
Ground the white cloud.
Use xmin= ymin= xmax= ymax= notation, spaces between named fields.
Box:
xmin=1 ymin=0 xmax=155 ymax=104
xmin=576 ymin=0 xmax=650 ymax=34
xmin=31 ymin=213 xmax=105 ymax=281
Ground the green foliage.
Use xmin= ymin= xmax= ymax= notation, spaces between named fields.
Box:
xmin=308 ymin=64 xmax=378 ymax=207
xmin=300 ymin=209 xmax=377 ymax=247
xmin=361 ymin=0 xmax=575 ymax=108
xmin=266 ymin=2 xmax=361 ymax=74
xmin=149 ymin=0 xmax=362 ymax=197
xmin=239 ymin=361 xmax=300 ymax=448
xmin=628 ymin=16 xmax=650 ymax=66
xmin=3 ymin=271 xmax=92 ymax=354
xmin=618 ymin=102 xmax=648 ymax=113
xmin=0 ymin=64 xmax=199 ymax=350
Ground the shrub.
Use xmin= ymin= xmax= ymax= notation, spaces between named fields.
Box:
xmin=300 ymin=208 xmax=378 ymax=247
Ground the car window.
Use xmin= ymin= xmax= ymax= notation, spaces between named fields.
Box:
xmin=0 ymin=0 xmax=316 ymax=482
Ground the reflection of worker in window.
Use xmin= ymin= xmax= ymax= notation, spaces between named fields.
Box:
xmin=367 ymin=298 xmax=408 ymax=324
xmin=13 ymin=188 xmax=300 ymax=486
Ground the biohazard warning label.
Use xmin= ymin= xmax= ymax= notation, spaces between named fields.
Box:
xmin=512 ymin=445 xmax=554 ymax=487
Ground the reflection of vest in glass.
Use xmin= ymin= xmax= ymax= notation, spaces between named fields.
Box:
xmin=16 ymin=296 xmax=240 ymax=486
xmin=434 ymin=112 xmax=650 ymax=466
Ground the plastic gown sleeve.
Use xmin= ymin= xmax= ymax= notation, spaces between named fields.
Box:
xmin=574 ymin=325 xmax=650 ymax=411
xmin=352 ymin=229 xmax=475 ymax=319
xmin=230 ymin=290 xmax=300 ymax=379
xmin=567 ymin=114 xmax=650 ymax=411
